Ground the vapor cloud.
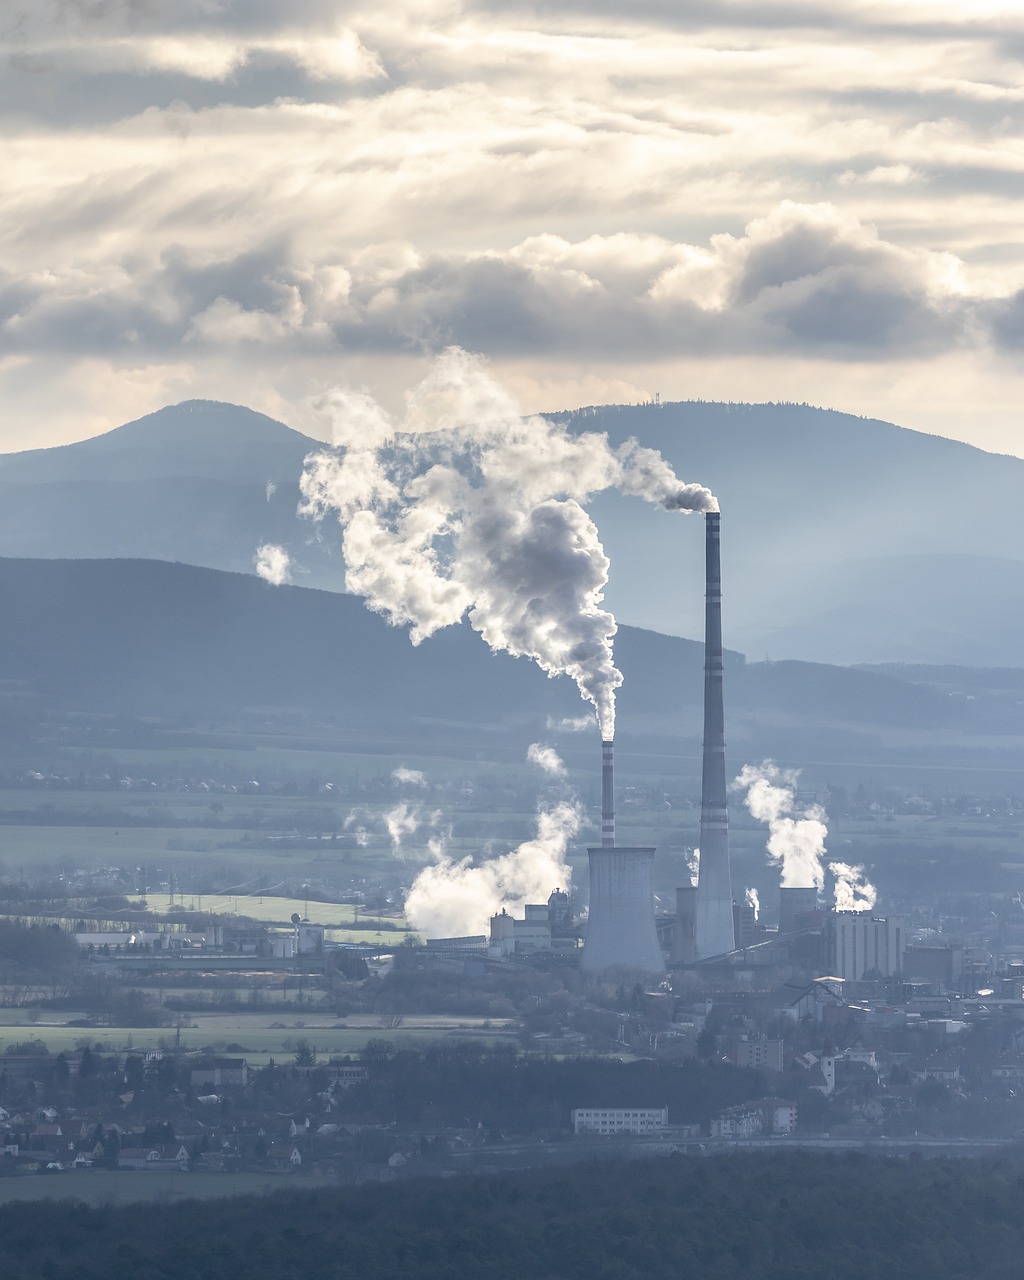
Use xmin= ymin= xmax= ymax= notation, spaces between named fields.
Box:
xmin=403 ymin=743 xmax=580 ymax=937
xmin=254 ymin=542 xmax=290 ymax=585
xmin=300 ymin=347 xmax=713 ymax=737
xmin=735 ymin=760 xmax=878 ymax=910
xmin=734 ymin=761 xmax=829 ymax=891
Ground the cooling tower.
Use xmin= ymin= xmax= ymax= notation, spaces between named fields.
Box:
xmin=581 ymin=738 xmax=665 ymax=974
xmin=581 ymin=844 xmax=666 ymax=974
xmin=695 ymin=511 xmax=735 ymax=958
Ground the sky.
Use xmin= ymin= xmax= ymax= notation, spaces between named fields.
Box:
xmin=3 ymin=0 xmax=1024 ymax=454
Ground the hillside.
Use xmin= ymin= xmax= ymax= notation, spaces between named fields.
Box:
xmin=0 ymin=398 xmax=1022 ymax=667
xmin=0 ymin=557 xmax=1011 ymax=753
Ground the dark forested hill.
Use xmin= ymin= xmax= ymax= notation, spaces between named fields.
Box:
xmin=0 ymin=557 xmax=1013 ymax=752
xmin=3 ymin=1150 xmax=1024 ymax=1280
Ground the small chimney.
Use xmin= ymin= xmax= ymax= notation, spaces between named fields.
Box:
xmin=601 ymin=739 xmax=615 ymax=847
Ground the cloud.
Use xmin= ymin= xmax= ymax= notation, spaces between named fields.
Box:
xmin=254 ymin=542 xmax=290 ymax=585
xmin=0 ymin=205 xmax=1002 ymax=364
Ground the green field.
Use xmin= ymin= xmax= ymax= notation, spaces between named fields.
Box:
xmin=0 ymin=1012 xmax=515 ymax=1060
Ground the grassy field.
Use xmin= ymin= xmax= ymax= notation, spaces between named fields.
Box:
xmin=0 ymin=1012 xmax=515 ymax=1060
xmin=0 ymin=1171 xmax=340 ymax=1205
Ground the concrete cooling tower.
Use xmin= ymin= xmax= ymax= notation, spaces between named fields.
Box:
xmin=580 ymin=739 xmax=666 ymax=975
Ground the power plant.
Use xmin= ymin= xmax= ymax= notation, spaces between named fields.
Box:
xmin=695 ymin=511 xmax=735 ymax=957
xmin=581 ymin=511 xmax=731 ymax=974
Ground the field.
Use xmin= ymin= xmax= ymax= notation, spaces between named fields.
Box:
xmin=0 ymin=1012 xmax=515 ymax=1060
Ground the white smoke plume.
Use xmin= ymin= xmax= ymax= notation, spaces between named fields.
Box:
xmin=745 ymin=887 xmax=760 ymax=920
xmin=527 ymin=743 xmax=566 ymax=777
xmin=402 ymin=741 xmax=578 ymax=937
xmin=686 ymin=847 xmax=700 ymax=888
xmin=546 ymin=714 xmax=595 ymax=733
xmin=404 ymin=799 xmax=580 ymax=938
xmin=300 ymin=347 xmax=716 ymax=738
xmin=265 ymin=481 xmax=277 ymax=501
xmin=829 ymin=862 xmax=878 ymax=913
xmin=255 ymin=542 xmax=291 ymax=586
xmin=343 ymin=801 xmax=440 ymax=850
xmin=733 ymin=761 xmax=828 ymax=890
xmin=392 ymin=766 xmax=427 ymax=788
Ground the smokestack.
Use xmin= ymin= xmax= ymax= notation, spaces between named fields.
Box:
xmin=695 ymin=510 xmax=735 ymax=957
xmin=601 ymin=739 xmax=615 ymax=847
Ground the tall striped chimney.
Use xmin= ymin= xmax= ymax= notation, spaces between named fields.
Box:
xmin=601 ymin=738 xmax=615 ymax=847
xmin=695 ymin=510 xmax=735 ymax=957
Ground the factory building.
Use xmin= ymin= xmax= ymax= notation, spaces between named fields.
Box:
xmin=830 ymin=911 xmax=905 ymax=980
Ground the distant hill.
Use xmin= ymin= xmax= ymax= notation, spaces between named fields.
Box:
xmin=1 ymin=397 xmax=1023 ymax=666
xmin=0 ymin=558 xmax=1009 ymax=753
xmin=563 ymin=402 xmax=1024 ymax=665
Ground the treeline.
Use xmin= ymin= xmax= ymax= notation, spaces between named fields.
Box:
xmin=336 ymin=1042 xmax=766 ymax=1132
xmin=6 ymin=1151 xmax=1024 ymax=1279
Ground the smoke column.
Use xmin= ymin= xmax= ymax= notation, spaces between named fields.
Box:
xmin=745 ymin=887 xmax=760 ymax=919
xmin=734 ymin=761 xmax=878 ymax=909
xmin=733 ymin=761 xmax=828 ymax=890
xmin=403 ymin=745 xmax=580 ymax=937
xmin=300 ymin=348 xmax=716 ymax=737
xmin=830 ymin=862 xmax=877 ymax=912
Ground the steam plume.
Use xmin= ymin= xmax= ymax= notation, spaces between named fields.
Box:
xmin=546 ymin=714 xmax=595 ymax=733
xmin=686 ymin=847 xmax=700 ymax=888
xmin=255 ymin=542 xmax=291 ymax=585
xmin=300 ymin=348 xmax=715 ymax=738
xmin=527 ymin=743 xmax=566 ymax=777
xmin=733 ymin=761 xmax=827 ymax=890
xmin=735 ymin=761 xmax=878 ymax=909
xmin=403 ymin=743 xmax=578 ymax=937
xmin=392 ymin=766 xmax=427 ymax=788
xmin=830 ymin=862 xmax=877 ymax=912
xmin=745 ymin=887 xmax=760 ymax=919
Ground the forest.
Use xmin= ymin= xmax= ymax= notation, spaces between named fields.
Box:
xmin=4 ymin=1149 xmax=1024 ymax=1279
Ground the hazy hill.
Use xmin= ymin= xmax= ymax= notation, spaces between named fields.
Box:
xmin=568 ymin=402 xmax=1024 ymax=665
xmin=0 ymin=557 xmax=1005 ymax=751
xmin=1 ymin=398 xmax=1023 ymax=667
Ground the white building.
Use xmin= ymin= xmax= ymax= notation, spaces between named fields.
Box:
xmin=572 ymin=1107 xmax=668 ymax=1136
xmin=489 ymin=906 xmax=551 ymax=958
xmin=831 ymin=913 xmax=905 ymax=980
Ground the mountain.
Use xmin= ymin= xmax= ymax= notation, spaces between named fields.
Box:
xmin=0 ymin=401 xmax=339 ymax=586
xmin=1 ymin=397 xmax=1023 ymax=666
